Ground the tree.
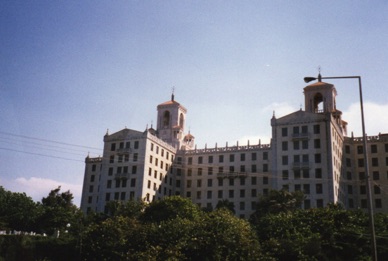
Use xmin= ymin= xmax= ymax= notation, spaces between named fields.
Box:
xmin=0 ymin=186 xmax=39 ymax=231
xmin=215 ymin=199 xmax=236 ymax=214
xmin=36 ymin=186 xmax=81 ymax=236
xmin=141 ymin=196 xmax=201 ymax=223
xmin=105 ymin=199 xmax=145 ymax=219
xmin=250 ymin=189 xmax=304 ymax=223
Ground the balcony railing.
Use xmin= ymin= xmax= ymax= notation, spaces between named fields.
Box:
xmin=115 ymin=173 xmax=130 ymax=179
xmin=292 ymin=132 xmax=310 ymax=140
xmin=217 ymin=172 xmax=248 ymax=178
xmin=292 ymin=162 xmax=311 ymax=169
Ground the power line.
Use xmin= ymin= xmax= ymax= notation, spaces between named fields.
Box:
xmin=0 ymin=131 xmax=101 ymax=151
xmin=0 ymin=147 xmax=84 ymax=162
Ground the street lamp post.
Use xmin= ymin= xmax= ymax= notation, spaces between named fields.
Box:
xmin=304 ymin=74 xmax=377 ymax=261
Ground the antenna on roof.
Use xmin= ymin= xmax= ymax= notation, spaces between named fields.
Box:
xmin=171 ymin=86 xmax=175 ymax=101
xmin=318 ymin=66 xmax=322 ymax=82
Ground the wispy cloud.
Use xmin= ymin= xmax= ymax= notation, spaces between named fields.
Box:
xmin=1 ymin=177 xmax=82 ymax=206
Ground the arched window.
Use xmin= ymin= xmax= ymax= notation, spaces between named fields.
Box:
xmin=313 ymin=93 xmax=324 ymax=113
xmin=163 ymin=111 xmax=170 ymax=127
xmin=179 ymin=113 xmax=184 ymax=128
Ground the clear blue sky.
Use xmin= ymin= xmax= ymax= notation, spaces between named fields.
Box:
xmin=1 ymin=1 xmax=388 ymax=205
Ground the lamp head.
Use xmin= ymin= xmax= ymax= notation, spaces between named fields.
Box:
xmin=304 ymin=77 xmax=317 ymax=83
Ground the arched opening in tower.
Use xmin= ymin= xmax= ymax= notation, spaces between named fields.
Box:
xmin=313 ymin=93 xmax=324 ymax=113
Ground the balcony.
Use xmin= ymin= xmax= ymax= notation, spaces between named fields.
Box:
xmin=116 ymin=147 xmax=132 ymax=154
xmin=115 ymin=173 xmax=130 ymax=179
xmin=292 ymin=162 xmax=311 ymax=170
xmin=292 ymin=132 xmax=310 ymax=140
xmin=217 ymin=172 xmax=248 ymax=179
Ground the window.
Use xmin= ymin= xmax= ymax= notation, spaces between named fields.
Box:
xmin=372 ymin=158 xmax=379 ymax=167
xmin=293 ymin=126 xmax=299 ymax=134
xmin=108 ymin=167 xmax=113 ymax=176
xmin=89 ymin=185 xmax=93 ymax=193
xmin=197 ymin=180 xmax=202 ymax=188
xmin=348 ymin=185 xmax=353 ymax=194
xmin=122 ymin=179 xmax=127 ymax=188
xmin=126 ymin=142 xmax=130 ymax=148
xmin=314 ymin=139 xmax=321 ymax=149
xmin=207 ymin=179 xmax=213 ymax=187
xmin=240 ymin=202 xmax=245 ymax=210
xmin=251 ymin=153 xmax=257 ymax=160
xmin=208 ymin=167 xmax=213 ymax=175
xmin=282 ymin=127 xmax=288 ymax=137
xmin=263 ymin=176 xmax=268 ymax=185
xmin=107 ymin=180 xmax=112 ymax=188
xmin=360 ymin=185 xmax=366 ymax=194
xmin=188 ymin=157 xmax=193 ymax=165
xmin=282 ymin=156 xmax=288 ymax=165
xmin=219 ymin=155 xmax=224 ymax=163
xmin=229 ymin=190 xmax=234 ymax=198
xmin=346 ymin=158 xmax=351 ymax=167
xmin=186 ymin=180 xmax=192 ymax=188
xmin=198 ymin=168 xmax=203 ymax=176
xmin=359 ymin=172 xmax=365 ymax=180
xmin=240 ymin=165 xmax=246 ymax=173
xmin=176 ymin=180 xmax=181 ymax=187
xmin=218 ymin=190 xmax=223 ymax=198
xmin=282 ymin=141 xmax=288 ymax=151
xmin=302 ymin=140 xmax=308 ymax=149
xmin=282 ymin=170 xmax=289 ymax=180
xmin=357 ymin=145 xmax=363 ymax=154
xmin=251 ymin=164 xmax=257 ymax=173
xmin=207 ymin=191 xmax=212 ymax=199
xmin=303 ymin=184 xmax=310 ymax=194
xmin=110 ymin=143 xmax=116 ymax=151
xmin=229 ymin=179 xmax=234 ymax=186
xmin=316 ymin=199 xmax=324 ymax=208
xmin=315 ymin=154 xmax=321 ymax=163
xmin=188 ymin=169 xmax=192 ymax=176
xmin=302 ymin=125 xmax=308 ymax=133
xmin=114 ymin=192 xmax=119 ymax=200
xmin=229 ymin=154 xmax=235 ymax=162
xmin=196 ymin=191 xmax=201 ymax=199
xmin=374 ymin=185 xmax=381 ymax=194
xmin=124 ymin=154 xmax=129 ymax=162
xmin=293 ymin=141 xmax=300 ymax=150
xmin=361 ymin=199 xmax=367 ymax=208
xmin=198 ymin=156 xmax=203 ymax=164
xmin=92 ymin=164 xmax=96 ymax=172
xmin=109 ymin=155 xmax=114 ymax=163
xmin=115 ymin=179 xmax=120 ymax=188
xmin=149 ymin=156 xmax=153 ymax=163
xmin=90 ymin=175 xmax=95 ymax=182
xmin=316 ymin=184 xmax=323 ymax=194
xmin=218 ymin=167 xmax=223 ymax=174
xmin=375 ymin=199 xmax=382 ymax=208
xmin=371 ymin=144 xmax=378 ymax=153
xmin=134 ymin=141 xmax=139 ymax=149
xmin=121 ymin=192 xmax=126 ymax=200
xmin=118 ymin=155 xmax=123 ymax=163
xmin=240 ymin=178 xmax=245 ymax=186
xmin=346 ymin=171 xmax=352 ymax=180
xmin=251 ymin=189 xmax=257 ymax=197
xmin=294 ymin=184 xmax=301 ymax=191
xmin=358 ymin=158 xmax=364 ymax=167
xmin=88 ymin=196 xmax=92 ymax=204
xmin=251 ymin=177 xmax=257 ymax=185
xmin=313 ymin=124 xmax=320 ymax=134
xmin=208 ymin=156 xmax=213 ymax=163
xmin=315 ymin=168 xmax=322 ymax=179
xmin=105 ymin=193 xmax=110 ymax=201
xmin=117 ymin=167 xmax=122 ymax=174
xmin=218 ymin=178 xmax=223 ymax=186
xmin=132 ymin=166 xmax=137 ymax=174
xmin=133 ymin=153 xmax=138 ymax=162
xmin=348 ymin=199 xmax=354 ymax=208
xmin=294 ymin=155 xmax=300 ymax=163
xmin=373 ymin=171 xmax=380 ymax=180
xmin=240 ymin=189 xmax=245 ymax=198
xmin=345 ymin=145 xmax=350 ymax=153
xmin=385 ymin=143 xmax=388 ymax=153
xmin=263 ymin=164 xmax=268 ymax=172
xmin=240 ymin=153 xmax=246 ymax=161
xmin=302 ymin=169 xmax=309 ymax=178
xmin=263 ymin=152 xmax=268 ymax=160
xmin=294 ymin=170 xmax=301 ymax=179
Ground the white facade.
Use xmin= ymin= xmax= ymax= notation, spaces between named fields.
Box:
xmin=81 ymin=80 xmax=388 ymax=216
